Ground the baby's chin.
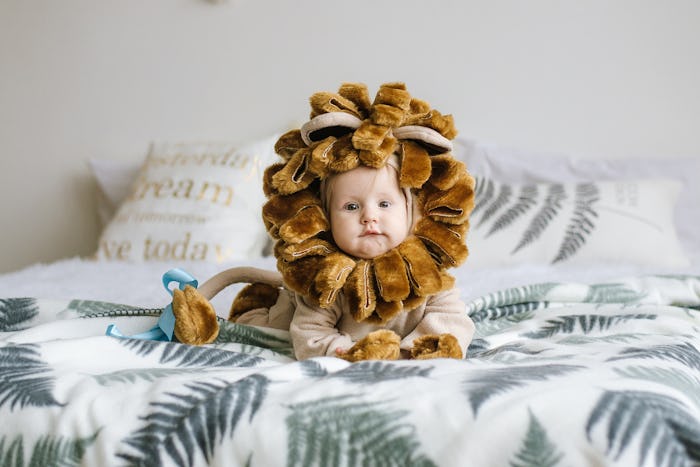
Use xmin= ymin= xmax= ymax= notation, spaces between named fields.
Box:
xmin=343 ymin=237 xmax=400 ymax=259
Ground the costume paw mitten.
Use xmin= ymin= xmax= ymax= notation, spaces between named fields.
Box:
xmin=172 ymin=285 xmax=219 ymax=345
xmin=410 ymin=333 xmax=463 ymax=359
xmin=339 ymin=329 xmax=401 ymax=362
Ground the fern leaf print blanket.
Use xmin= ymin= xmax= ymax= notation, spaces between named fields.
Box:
xmin=1 ymin=275 xmax=700 ymax=466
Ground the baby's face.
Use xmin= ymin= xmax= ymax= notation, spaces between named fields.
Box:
xmin=328 ymin=165 xmax=409 ymax=259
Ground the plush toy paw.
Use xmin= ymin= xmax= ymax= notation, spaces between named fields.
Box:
xmin=172 ymin=285 xmax=219 ymax=345
xmin=410 ymin=333 xmax=463 ymax=360
xmin=338 ymin=329 xmax=401 ymax=362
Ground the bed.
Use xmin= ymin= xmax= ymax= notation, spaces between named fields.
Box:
xmin=1 ymin=137 xmax=699 ymax=466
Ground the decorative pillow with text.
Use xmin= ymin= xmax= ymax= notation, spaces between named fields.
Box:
xmin=466 ymin=177 xmax=689 ymax=269
xmin=95 ymin=136 xmax=279 ymax=263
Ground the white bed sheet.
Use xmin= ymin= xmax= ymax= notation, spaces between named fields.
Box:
xmin=2 ymin=251 xmax=700 ymax=466
xmin=1 ymin=250 xmax=698 ymax=317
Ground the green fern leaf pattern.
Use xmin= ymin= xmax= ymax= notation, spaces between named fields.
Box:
xmin=477 ymin=183 xmax=513 ymax=227
xmin=512 ymin=184 xmax=567 ymax=254
xmin=116 ymin=338 xmax=170 ymax=357
xmin=298 ymin=359 xmax=329 ymax=377
xmin=32 ymin=433 xmax=98 ymax=467
xmin=159 ymin=342 xmax=263 ymax=367
xmin=0 ymin=437 xmax=23 ymax=467
xmin=468 ymin=283 xmax=558 ymax=318
xmin=614 ymin=366 xmax=700 ymax=409
xmin=0 ymin=298 xmax=38 ymax=332
xmin=216 ymin=321 xmax=293 ymax=357
xmin=583 ymin=283 xmax=648 ymax=304
xmin=462 ymin=364 xmax=582 ymax=415
xmin=474 ymin=310 xmax=537 ymax=339
xmin=471 ymin=177 xmax=495 ymax=217
xmin=558 ymin=333 xmax=644 ymax=345
xmin=609 ymin=342 xmax=700 ymax=370
xmin=0 ymin=433 xmax=97 ymax=467
xmin=118 ymin=339 xmax=263 ymax=367
xmin=472 ymin=302 xmax=548 ymax=326
xmin=524 ymin=314 xmax=656 ymax=339
xmin=285 ymin=394 xmax=437 ymax=467
xmin=330 ymin=361 xmax=432 ymax=383
xmin=586 ymin=390 xmax=700 ymax=466
xmin=93 ymin=368 xmax=189 ymax=386
xmin=510 ymin=410 xmax=564 ymax=467
xmin=118 ymin=374 xmax=269 ymax=467
xmin=0 ymin=344 xmax=61 ymax=410
xmin=470 ymin=343 xmax=547 ymax=361
xmin=552 ymin=183 xmax=599 ymax=263
xmin=466 ymin=338 xmax=489 ymax=357
xmin=488 ymin=185 xmax=538 ymax=236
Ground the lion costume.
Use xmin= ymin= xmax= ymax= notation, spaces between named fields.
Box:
xmin=171 ymin=82 xmax=476 ymax=361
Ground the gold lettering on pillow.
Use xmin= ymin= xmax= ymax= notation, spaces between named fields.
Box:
xmin=127 ymin=177 xmax=235 ymax=207
xmin=143 ymin=233 xmax=208 ymax=261
xmin=215 ymin=245 xmax=236 ymax=262
xmin=144 ymin=150 xmax=253 ymax=169
xmin=197 ymin=182 xmax=234 ymax=206
xmin=112 ymin=211 xmax=208 ymax=225
xmin=98 ymin=239 xmax=132 ymax=260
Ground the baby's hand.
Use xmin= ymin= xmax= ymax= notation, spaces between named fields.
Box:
xmin=410 ymin=333 xmax=463 ymax=360
xmin=337 ymin=330 xmax=401 ymax=362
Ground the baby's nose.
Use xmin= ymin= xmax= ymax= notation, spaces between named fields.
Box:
xmin=361 ymin=207 xmax=378 ymax=223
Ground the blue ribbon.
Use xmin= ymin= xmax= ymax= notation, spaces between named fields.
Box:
xmin=106 ymin=268 xmax=198 ymax=342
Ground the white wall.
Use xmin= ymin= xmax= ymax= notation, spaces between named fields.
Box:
xmin=1 ymin=0 xmax=699 ymax=273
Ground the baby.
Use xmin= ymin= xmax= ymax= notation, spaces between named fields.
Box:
xmin=235 ymin=155 xmax=474 ymax=361
xmin=172 ymin=82 xmax=476 ymax=362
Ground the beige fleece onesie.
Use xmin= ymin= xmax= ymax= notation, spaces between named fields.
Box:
xmin=235 ymin=287 xmax=474 ymax=360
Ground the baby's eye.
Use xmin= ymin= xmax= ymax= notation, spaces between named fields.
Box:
xmin=343 ymin=202 xmax=359 ymax=211
xmin=379 ymin=200 xmax=391 ymax=208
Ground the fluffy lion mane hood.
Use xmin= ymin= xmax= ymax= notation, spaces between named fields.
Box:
xmin=261 ymin=82 xmax=475 ymax=324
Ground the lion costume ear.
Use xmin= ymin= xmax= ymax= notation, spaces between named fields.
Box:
xmin=392 ymin=125 xmax=453 ymax=155
xmin=301 ymin=112 xmax=363 ymax=145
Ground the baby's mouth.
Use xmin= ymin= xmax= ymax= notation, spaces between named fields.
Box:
xmin=361 ymin=229 xmax=381 ymax=236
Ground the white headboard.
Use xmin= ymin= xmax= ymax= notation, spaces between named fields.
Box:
xmin=1 ymin=0 xmax=699 ymax=272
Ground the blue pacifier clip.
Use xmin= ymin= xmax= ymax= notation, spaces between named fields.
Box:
xmin=105 ymin=268 xmax=198 ymax=341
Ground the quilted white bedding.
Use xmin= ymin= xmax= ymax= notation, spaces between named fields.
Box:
xmin=1 ymin=256 xmax=700 ymax=466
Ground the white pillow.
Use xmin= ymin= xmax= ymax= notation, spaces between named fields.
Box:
xmin=454 ymin=138 xmax=700 ymax=255
xmin=466 ymin=177 xmax=689 ymax=269
xmin=95 ymin=135 xmax=279 ymax=263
